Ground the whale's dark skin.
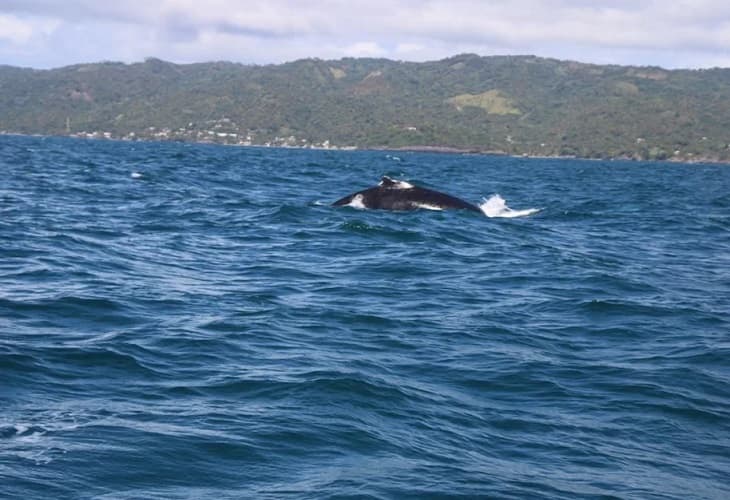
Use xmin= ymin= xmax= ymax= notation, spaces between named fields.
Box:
xmin=333 ymin=176 xmax=481 ymax=212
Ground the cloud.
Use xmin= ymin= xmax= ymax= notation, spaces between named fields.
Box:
xmin=2 ymin=1 xmax=730 ymax=68
xmin=0 ymin=14 xmax=34 ymax=44
xmin=340 ymin=42 xmax=387 ymax=58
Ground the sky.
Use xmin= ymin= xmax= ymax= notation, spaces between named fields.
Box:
xmin=1 ymin=1 xmax=730 ymax=69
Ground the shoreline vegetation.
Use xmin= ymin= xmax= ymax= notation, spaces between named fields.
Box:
xmin=3 ymin=131 xmax=726 ymax=166
xmin=2 ymin=54 xmax=730 ymax=164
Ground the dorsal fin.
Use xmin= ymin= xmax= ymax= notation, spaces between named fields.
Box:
xmin=379 ymin=176 xmax=415 ymax=189
xmin=379 ymin=176 xmax=397 ymax=187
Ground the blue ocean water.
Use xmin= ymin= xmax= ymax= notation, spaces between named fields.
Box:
xmin=1 ymin=134 xmax=729 ymax=499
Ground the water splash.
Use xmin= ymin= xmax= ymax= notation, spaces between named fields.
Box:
xmin=478 ymin=194 xmax=540 ymax=218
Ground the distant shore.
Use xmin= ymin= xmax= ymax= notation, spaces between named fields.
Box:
xmin=376 ymin=144 xmax=729 ymax=165
xmin=2 ymin=131 xmax=728 ymax=166
xmin=3 ymin=55 xmax=730 ymax=166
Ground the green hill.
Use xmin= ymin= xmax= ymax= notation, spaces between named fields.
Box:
xmin=2 ymin=54 xmax=730 ymax=162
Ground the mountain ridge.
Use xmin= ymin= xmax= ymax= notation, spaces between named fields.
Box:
xmin=2 ymin=54 xmax=730 ymax=162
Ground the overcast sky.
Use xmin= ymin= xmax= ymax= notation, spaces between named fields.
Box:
xmin=2 ymin=1 xmax=730 ymax=69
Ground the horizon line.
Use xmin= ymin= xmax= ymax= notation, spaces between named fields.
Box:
xmin=4 ymin=53 xmax=728 ymax=73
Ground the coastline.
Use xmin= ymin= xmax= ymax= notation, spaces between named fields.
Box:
xmin=380 ymin=144 xmax=730 ymax=165
xmin=2 ymin=131 xmax=728 ymax=166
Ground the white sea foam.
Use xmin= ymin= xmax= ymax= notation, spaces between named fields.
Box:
xmin=479 ymin=194 xmax=540 ymax=218
xmin=13 ymin=424 xmax=30 ymax=435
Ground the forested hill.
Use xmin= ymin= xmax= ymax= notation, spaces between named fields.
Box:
xmin=2 ymin=54 xmax=730 ymax=162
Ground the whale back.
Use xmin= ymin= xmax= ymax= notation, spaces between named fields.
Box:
xmin=333 ymin=177 xmax=479 ymax=212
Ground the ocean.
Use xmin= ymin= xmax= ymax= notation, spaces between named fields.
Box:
xmin=1 ymin=135 xmax=728 ymax=499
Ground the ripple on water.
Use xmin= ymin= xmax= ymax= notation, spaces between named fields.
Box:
xmin=1 ymin=135 xmax=729 ymax=499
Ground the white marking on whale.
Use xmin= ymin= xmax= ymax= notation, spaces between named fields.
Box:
xmin=345 ymin=193 xmax=367 ymax=209
xmin=413 ymin=202 xmax=444 ymax=211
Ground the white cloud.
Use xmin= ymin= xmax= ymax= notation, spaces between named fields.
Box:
xmin=340 ymin=42 xmax=386 ymax=58
xmin=2 ymin=1 xmax=730 ymax=68
xmin=395 ymin=43 xmax=425 ymax=55
xmin=0 ymin=14 xmax=34 ymax=44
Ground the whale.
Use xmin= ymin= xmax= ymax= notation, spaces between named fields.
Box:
xmin=332 ymin=176 xmax=481 ymax=212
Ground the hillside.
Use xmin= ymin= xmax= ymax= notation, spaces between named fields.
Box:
xmin=2 ymin=54 xmax=730 ymax=162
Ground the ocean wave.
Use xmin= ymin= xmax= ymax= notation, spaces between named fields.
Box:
xmin=2 ymin=135 xmax=729 ymax=498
